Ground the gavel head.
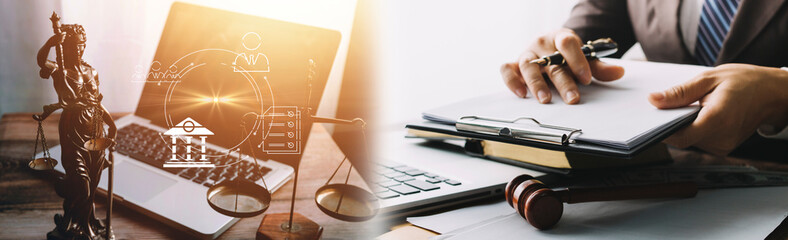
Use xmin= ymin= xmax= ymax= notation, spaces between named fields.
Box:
xmin=505 ymin=174 xmax=564 ymax=230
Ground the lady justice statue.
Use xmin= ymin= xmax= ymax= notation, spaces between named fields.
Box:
xmin=34 ymin=12 xmax=117 ymax=240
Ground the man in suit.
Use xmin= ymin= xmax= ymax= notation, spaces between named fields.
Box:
xmin=501 ymin=0 xmax=788 ymax=157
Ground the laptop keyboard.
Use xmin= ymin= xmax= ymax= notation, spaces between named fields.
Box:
xmin=374 ymin=161 xmax=461 ymax=199
xmin=114 ymin=123 xmax=272 ymax=187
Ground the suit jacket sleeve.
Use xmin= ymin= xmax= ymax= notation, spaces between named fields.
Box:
xmin=563 ymin=0 xmax=637 ymax=58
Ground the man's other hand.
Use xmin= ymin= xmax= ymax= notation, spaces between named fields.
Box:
xmin=649 ymin=64 xmax=788 ymax=155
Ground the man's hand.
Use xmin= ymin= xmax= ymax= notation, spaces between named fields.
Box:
xmin=501 ymin=28 xmax=625 ymax=104
xmin=648 ymin=64 xmax=788 ymax=155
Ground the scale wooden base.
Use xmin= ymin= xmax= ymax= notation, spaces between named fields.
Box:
xmin=257 ymin=213 xmax=322 ymax=240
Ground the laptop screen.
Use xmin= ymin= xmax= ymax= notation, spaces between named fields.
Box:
xmin=332 ymin=0 xmax=377 ymax=183
xmin=134 ymin=2 xmax=341 ymax=166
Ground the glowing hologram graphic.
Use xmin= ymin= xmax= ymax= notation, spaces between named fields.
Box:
xmin=259 ymin=106 xmax=301 ymax=154
xmin=131 ymin=60 xmax=203 ymax=85
xmin=153 ymin=48 xmax=275 ymax=171
xmin=163 ymin=48 xmax=273 ymax=154
xmin=163 ymin=117 xmax=216 ymax=168
xmin=233 ymin=32 xmax=270 ymax=73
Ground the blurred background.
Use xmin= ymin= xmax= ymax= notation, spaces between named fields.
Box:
xmin=374 ymin=0 xmax=644 ymax=128
xmin=0 ymin=0 xmax=356 ymax=121
xmin=0 ymin=0 xmax=648 ymax=128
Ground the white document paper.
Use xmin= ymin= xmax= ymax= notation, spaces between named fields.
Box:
xmin=407 ymin=201 xmax=514 ymax=234
xmin=423 ymin=59 xmax=710 ymax=150
xmin=432 ymin=187 xmax=788 ymax=240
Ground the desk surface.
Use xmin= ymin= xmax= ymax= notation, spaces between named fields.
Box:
xmin=0 ymin=113 xmax=381 ymax=239
xmin=375 ymin=133 xmax=788 ymax=239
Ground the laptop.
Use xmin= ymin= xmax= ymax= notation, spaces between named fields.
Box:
xmin=36 ymin=2 xmax=341 ymax=239
xmin=333 ymin=111 xmax=541 ymax=220
xmin=330 ymin=2 xmax=544 ymax=219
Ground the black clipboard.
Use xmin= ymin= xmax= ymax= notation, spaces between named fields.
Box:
xmin=406 ymin=112 xmax=698 ymax=159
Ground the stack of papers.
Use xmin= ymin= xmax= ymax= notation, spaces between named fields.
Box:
xmin=423 ymin=59 xmax=709 ymax=150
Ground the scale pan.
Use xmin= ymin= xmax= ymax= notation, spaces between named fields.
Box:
xmin=29 ymin=157 xmax=58 ymax=171
xmin=207 ymin=179 xmax=271 ymax=218
xmin=315 ymin=184 xmax=379 ymax=222
xmin=84 ymin=137 xmax=112 ymax=151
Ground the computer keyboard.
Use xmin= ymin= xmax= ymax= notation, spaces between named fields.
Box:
xmin=114 ymin=123 xmax=271 ymax=187
xmin=374 ymin=161 xmax=461 ymax=199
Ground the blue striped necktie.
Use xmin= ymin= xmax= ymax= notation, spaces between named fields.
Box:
xmin=695 ymin=0 xmax=741 ymax=66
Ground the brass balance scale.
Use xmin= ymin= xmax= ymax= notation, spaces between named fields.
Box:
xmin=29 ymin=118 xmax=58 ymax=171
xmin=205 ymin=60 xmax=378 ymax=239
xmin=29 ymin=71 xmax=115 ymax=163
xmin=205 ymin=113 xmax=379 ymax=225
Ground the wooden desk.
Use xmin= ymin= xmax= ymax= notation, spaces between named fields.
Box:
xmin=0 ymin=113 xmax=379 ymax=239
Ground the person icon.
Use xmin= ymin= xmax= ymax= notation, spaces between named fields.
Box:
xmin=164 ymin=64 xmax=179 ymax=81
xmin=146 ymin=60 xmax=164 ymax=84
xmin=233 ymin=32 xmax=270 ymax=73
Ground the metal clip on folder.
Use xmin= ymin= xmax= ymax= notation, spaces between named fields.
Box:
xmin=455 ymin=116 xmax=582 ymax=145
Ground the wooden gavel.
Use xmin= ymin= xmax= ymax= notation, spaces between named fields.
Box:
xmin=505 ymin=174 xmax=698 ymax=230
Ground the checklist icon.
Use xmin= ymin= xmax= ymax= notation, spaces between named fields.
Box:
xmin=260 ymin=106 xmax=301 ymax=154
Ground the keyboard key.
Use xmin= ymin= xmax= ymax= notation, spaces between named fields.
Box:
xmin=228 ymin=174 xmax=239 ymax=182
xmin=376 ymin=191 xmax=400 ymax=199
xmin=374 ymin=166 xmax=390 ymax=174
xmin=215 ymin=177 xmax=227 ymax=186
xmin=377 ymin=180 xmax=401 ymax=188
xmin=423 ymin=172 xmax=439 ymax=178
xmin=384 ymin=172 xmax=405 ymax=179
xmin=378 ymin=161 xmax=405 ymax=168
xmin=404 ymin=170 xmax=425 ymax=176
xmin=249 ymin=172 xmax=263 ymax=182
xmin=433 ymin=176 xmax=447 ymax=181
xmin=205 ymin=173 xmax=217 ymax=181
xmin=372 ymin=185 xmax=389 ymax=193
xmin=163 ymin=167 xmax=183 ymax=175
xmin=208 ymin=167 xmax=223 ymax=175
xmin=393 ymin=166 xmax=416 ymax=172
xmin=389 ymin=184 xmax=419 ymax=195
xmin=378 ymin=169 xmax=398 ymax=176
xmin=425 ymin=178 xmax=442 ymax=184
xmin=393 ymin=175 xmax=415 ymax=182
xmin=195 ymin=176 xmax=209 ymax=184
xmin=444 ymin=179 xmax=462 ymax=186
xmin=244 ymin=172 xmax=255 ymax=181
xmin=405 ymin=180 xmax=440 ymax=191
xmin=179 ymin=169 xmax=197 ymax=179
xmin=373 ymin=176 xmax=391 ymax=184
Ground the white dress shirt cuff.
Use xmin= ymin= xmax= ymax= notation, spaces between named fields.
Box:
xmin=758 ymin=124 xmax=788 ymax=140
xmin=757 ymin=67 xmax=788 ymax=140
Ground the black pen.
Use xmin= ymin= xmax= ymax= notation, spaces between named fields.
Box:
xmin=530 ymin=38 xmax=618 ymax=66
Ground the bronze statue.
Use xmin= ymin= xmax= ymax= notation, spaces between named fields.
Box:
xmin=35 ymin=12 xmax=117 ymax=240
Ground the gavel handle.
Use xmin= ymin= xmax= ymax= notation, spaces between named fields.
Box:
xmin=557 ymin=182 xmax=698 ymax=204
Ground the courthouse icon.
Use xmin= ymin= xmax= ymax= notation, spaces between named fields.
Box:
xmin=163 ymin=117 xmax=215 ymax=168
